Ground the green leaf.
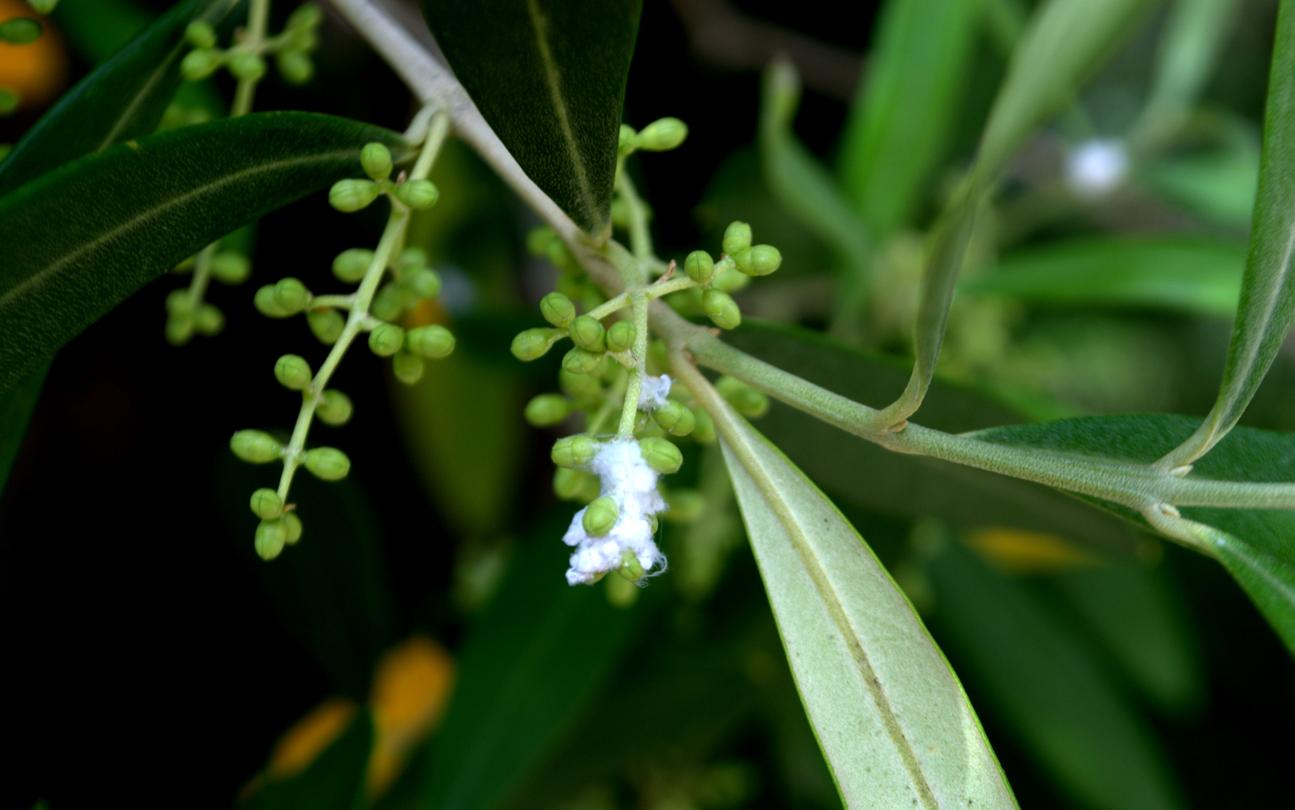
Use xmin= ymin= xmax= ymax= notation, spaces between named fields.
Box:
xmin=0 ymin=0 xmax=238 ymax=195
xmin=417 ymin=519 xmax=656 ymax=809
xmin=242 ymin=711 xmax=374 ymax=810
xmin=0 ymin=17 xmax=42 ymax=44
xmin=422 ymin=0 xmax=641 ymax=235
xmin=1140 ymin=0 xmax=1240 ymax=130
xmin=0 ymin=368 xmax=46 ymax=492
xmin=0 ymin=112 xmax=409 ymax=394
xmin=964 ymin=237 xmax=1245 ymax=318
xmin=1160 ymin=0 xmax=1295 ymax=467
xmin=837 ymin=0 xmax=981 ymax=238
xmin=1138 ymin=142 xmax=1259 ymax=230
xmin=694 ymin=373 xmax=1015 ymax=808
xmin=973 ymin=414 xmax=1295 ymax=654
xmin=927 ymin=540 xmax=1185 ymax=809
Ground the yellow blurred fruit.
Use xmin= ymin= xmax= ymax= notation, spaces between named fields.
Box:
xmin=965 ymin=527 xmax=1099 ymax=574
xmin=0 ymin=0 xmax=69 ymax=110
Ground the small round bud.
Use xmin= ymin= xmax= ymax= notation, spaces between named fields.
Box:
xmin=332 ymin=248 xmax=373 ymax=283
xmin=639 ymin=437 xmax=683 ymax=475
xmin=583 ymin=496 xmax=619 ymax=536
xmin=227 ymin=51 xmax=266 ymax=82
xmin=392 ymin=352 xmax=425 ymax=385
xmin=231 ymin=430 xmax=282 ymax=463
xmin=735 ymin=244 xmax=782 ymax=277
xmin=653 ymin=401 xmax=695 ymax=436
xmin=0 ymin=90 xmax=19 ymax=115
xmin=273 ymin=277 xmax=311 ymax=313
xmin=255 ymin=520 xmax=287 ymax=560
xmin=618 ymin=124 xmax=637 ymax=155
xmin=562 ymin=347 xmax=603 ymax=375
xmin=210 ymin=251 xmax=250 ymax=284
xmin=684 ymin=250 xmax=714 ymax=285
xmin=254 ymin=285 xmax=292 ymax=318
xmin=250 ymin=488 xmax=283 ymax=520
xmin=526 ymin=226 xmax=558 ymax=256
xmin=722 ymin=221 xmax=752 ymax=257
xmin=361 ymin=142 xmax=393 ymax=181
xmin=276 ymin=50 xmax=314 ymax=85
xmin=180 ymin=49 xmax=221 ymax=81
xmin=559 ymin=368 xmax=601 ymax=401
xmin=396 ymin=179 xmax=439 ymax=210
xmin=525 ymin=394 xmax=569 ymax=427
xmin=511 ymin=328 xmax=561 ymax=361
xmin=406 ymin=324 xmax=455 ymax=358
xmin=717 ymin=377 xmax=770 ymax=417
xmin=287 ymin=26 xmax=318 ymax=51
xmin=165 ymin=289 xmax=194 ymax=315
xmin=398 ymin=246 xmax=429 ymax=270
xmin=554 ymin=467 xmax=596 ymax=501
xmin=26 ymin=0 xmax=58 ymax=14
xmin=368 ymin=323 xmax=405 ymax=357
xmin=274 ymin=354 xmax=313 ymax=391
xmin=569 ymin=315 xmax=606 ymax=352
xmin=370 ymin=284 xmax=404 ymax=322
xmin=316 ymin=389 xmax=353 ymax=426
xmin=703 ymin=289 xmax=741 ymax=330
xmin=287 ymin=4 xmax=323 ymax=29
xmin=540 ymin=292 xmax=576 ymax=328
xmin=165 ymin=316 xmax=194 ymax=346
xmin=314 ymin=388 xmax=352 ymax=427
xmin=692 ymin=408 xmax=716 ymax=443
xmin=710 ymin=264 xmax=750 ymax=293
xmin=184 ymin=20 xmax=217 ymax=49
xmin=194 ymin=303 xmax=224 ymax=336
xmin=635 ymin=117 xmax=688 ymax=151
xmin=329 ymin=178 xmax=381 ymax=213
xmin=304 ymin=447 xmax=351 ymax=481
xmin=406 ymin=268 xmax=441 ymax=299
xmin=283 ymin=512 xmax=304 ymax=545
xmin=307 ymin=309 xmax=345 ymax=344
xmin=552 ymin=435 xmax=597 ymax=468
xmin=606 ymin=320 xmax=635 ymax=353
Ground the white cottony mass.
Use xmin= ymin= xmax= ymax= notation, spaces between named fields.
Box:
xmin=562 ymin=438 xmax=667 ymax=585
xmin=637 ymin=373 xmax=672 ymax=410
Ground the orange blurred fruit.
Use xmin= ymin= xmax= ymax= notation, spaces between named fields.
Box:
xmin=0 ymin=0 xmax=69 ymax=110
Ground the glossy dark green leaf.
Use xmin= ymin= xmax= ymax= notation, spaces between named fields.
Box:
xmin=0 ymin=0 xmax=238 ymax=195
xmin=242 ymin=711 xmax=374 ymax=810
xmin=973 ymin=414 xmax=1295 ymax=654
xmin=927 ymin=540 xmax=1184 ymax=809
xmin=417 ymin=520 xmax=656 ymax=809
xmin=0 ymin=112 xmax=409 ymax=393
xmin=965 ymin=237 xmax=1245 ymax=318
xmin=1160 ymin=0 xmax=1295 ymax=468
xmin=423 ymin=0 xmax=641 ymax=235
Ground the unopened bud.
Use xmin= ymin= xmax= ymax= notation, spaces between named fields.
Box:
xmin=684 ymin=250 xmax=714 ymax=285
xmin=227 ymin=52 xmax=266 ymax=82
xmin=368 ymin=323 xmax=405 ymax=357
xmin=392 ymin=352 xmax=425 ymax=385
xmin=635 ymin=117 xmax=688 ymax=151
xmin=569 ymin=315 xmax=606 ymax=352
xmin=606 ymin=320 xmax=635 ymax=353
xmin=562 ymin=347 xmax=603 ymax=375
xmin=249 ymin=488 xmax=283 ymax=520
xmin=396 ymin=179 xmax=439 ymax=210
xmin=653 ymin=400 xmax=695 ymax=436
xmin=360 ymin=142 xmax=393 ymax=180
xmin=722 ymin=221 xmax=752 ymax=257
xmin=702 ymin=289 xmax=741 ymax=330
xmin=540 ymin=292 xmax=576 ymax=328
xmin=735 ymin=244 xmax=782 ymax=277
xmin=180 ymin=49 xmax=221 ymax=81
xmin=329 ymin=178 xmax=380 ymax=213
xmin=525 ymin=393 xmax=569 ymax=427
xmin=274 ymin=354 xmax=312 ymax=390
xmin=210 ymin=251 xmax=250 ymax=284
xmin=406 ymin=324 xmax=454 ymax=358
xmin=255 ymin=520 xmax=287 ymax=560
xmin=552 ymin=435 xmax=597 ymax=468
xmin=333 ymin=248 xmax=373 ymax=283
xmin=316 ymin=389 xmax=353 ymax=426
xmin=304 ymin=447 xmax=351 ymax=481
xmin=307 ymin=309 xmax=345 ymax=344
xmin=230 ymin=430 xmax=282 ymax=463
xmin=273 ymin=277 xmax=311 ymax=313
xmin=511 ymin=327 xmax=561 ymax=361
xmin=184 ymin=20 xmax=217 ymax=49
xmin=582 ymin=496 xmax=619 ymax=536
xmin=639 ymin=437 xmax=682 ymax=474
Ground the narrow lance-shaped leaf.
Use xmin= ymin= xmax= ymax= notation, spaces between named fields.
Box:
xmin=883 ymin=0 xmax=1155 ymax=424
xmin=1159 ymin=0 xmax=1295 ymax=469
xmin=423 ymin=0 xmax=641 ymax=236
xmin=0 ymin=112 xmax=410 ymax=393
xmin=1137 ymin=0 xmax=1239 ymax=135
xmin=679 ymin=364 xmax=1016 ymax=808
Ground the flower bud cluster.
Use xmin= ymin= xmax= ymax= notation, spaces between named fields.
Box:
xmin=165 ymin=248 xmax=250 ymax=345
xmin=180 ymin=4 xmax=322 ymax=87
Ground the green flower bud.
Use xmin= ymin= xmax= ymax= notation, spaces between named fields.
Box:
xmin=184 ymin=20 xmax=217 ymax=49
xmin=398 ymin=246 xmax=429 ymax=269
xmin=361 ymin=142 xmax=393 ymax=180
xmin=254 ymin=285 xmax=292 ymax=318
xmin=180 ymin=49 xmax=221 ymax=81
xmin=194 ymin=303 xmax=224 ymax=336
xmin=255 ymin=520 xmax=287 ymax=560
xmin=274 ymin=354 xmax=313 ymax=391
xmin=524 ymin=393 xmax=569 ymax=427
xmin=569 ymin=315 xmax=606 ymax=352
xmin=635 ymin=117 xmax=688 ymax=151
xmin=227 ymin=51 xmax=266 ymax=82
xmin=735 ymin=244 xmax=782 ymax=277
xmin=287 ymin=26 xmax=318 ymax=51
xmin=702 ymin=289 xmax=741 ymax=330
xmin=511 ymin=327 xmax=562 ymax=361
xmin=210 ymin=251 xmax=250 ymax=284
xmin=332 ymin=248 xmax=373 ymax=283
xmin=250 ymin=488 xmax=283 ymax=520
xmin=639 ymin=437 xmax=683 ymax=474
xmin=684 ymin=250 xmax=714 ymax=285
xmin=559 ymin=368 xmax=601 ymax=401
xmin=545 ymin=238 xmax=577 ymax=272
xmin=283 ymin=512 xmax=304 ymax=545
xmin=406 ymin=268 xmax=441 ymax=299
xmin=368 ymin=323 xmax=405 ymax=357
xmin=692 ymin=408 xmax=716 ymax=443
xmin=165 ymin=289 xmax=194 ymax=315
xmin=307 ymin=309 xmax=345 ymax=344
xmin=371 ymin=283 xmax=404 ymax=322
xmin=231 ymin=429 xmax=282 ymax=463
xmin=606 ymin=320 xmax=635 ymax=353
xmin=526 ymin=226 xmax=558 ymax=256
xmin=287 ymin=4 xmax=323 ymax=29
xmin=406 ymin=324 xmax=455 ymax=358
xmin=392 ymin=352 xmax=425 ymax=385
xmin=717 ymin=376 xmax=770 ymax=417
xmin=722 ymin=221 xmax=752 ymax=257
xmin=554 ymin=467 xmax=596 ymax=501
xmin=396 ymin=179 xmax=439 ymax=210
xmin=273 ymin=277 xmax=311 ymax=313
xmin=0 ymin=89 xmax=19 ymax=115
xmin=710 ymin=264 xmax=750 ymax=293
xmin=552 ymin=435 xmax=597 ymax=468
xmin=165 ymin=315 xmax=194 ymax=346
xmin=583 ymin=496 xmax=619 ymax=536
xmin=562 ymin=347 xmax=603 ymax=375
xmin=329 ymin=178 xmax=381 ymax=213
xmin=304 ymin=447 xmax=351 ymax=481
xmin=653 ymin=400 xmax=695 ymax=436
xmin=26 ymin=0 xmax=58 ymax=14
xmin=617 ymin=123 xmax=637 ymax=155
xmin=540 ymin=292 xmax=576 ymax=328
xmin=276 ymin=50 xmax=314 ymax=85
xmin=316 ymin=389 xmax=354 ymax=426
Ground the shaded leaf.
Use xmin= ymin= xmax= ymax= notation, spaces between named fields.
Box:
xmin=1140 ymin=0 xmax=1240 ymax=130
xmin=423 ymin=0 xmax=641 ymax=235
xmin=0 ymin=112 xmax=409 ymax=393
xmin=1138 ymin=142 xmax=1259 ymax=230
xmin=0 ymin=368 xmax=46 ymax=493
